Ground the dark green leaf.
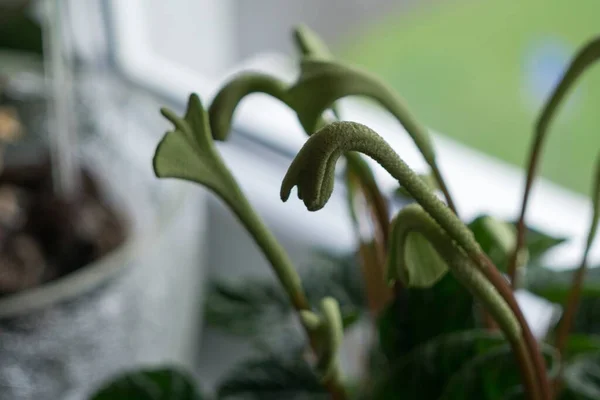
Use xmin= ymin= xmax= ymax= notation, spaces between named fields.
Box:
xmin=469 ymin=215 xmax=517 ymax=272
xmin=562 ymin=352 xmax=600 ymax=400
xmin=90 ymin=367 xmax=202 ymax=400
xmin=371 ymin=330 xmax=506 ymax=399
xmin=216 ymin=354 xmax=327 ymax=400
xmin=520 ymin=224 xmax=568 ymax=263
xmin=204 ymin=278 xmax=290 ymax=336
xmin=440 ymin=343 xmax=559 ymax=400
xmin=527 ymin=267 xmax=600 ymax=335
xmin=564 ymin=334 xmax=600 ymax=360
xmin=205 ymin=252 xmax=365 ymax=337
xmin=377 ymin=274 xmax=475 ymax=362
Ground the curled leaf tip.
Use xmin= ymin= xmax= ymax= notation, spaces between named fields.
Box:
xmin=281 ymin=121 xmax=374 ymax=211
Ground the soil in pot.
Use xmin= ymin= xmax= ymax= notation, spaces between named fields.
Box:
xmin=0 ymin=158 xmax=127 ymax=296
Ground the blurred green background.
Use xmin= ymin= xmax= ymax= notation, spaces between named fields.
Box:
xmin=340 ymin=0 xmax=600 ymax=195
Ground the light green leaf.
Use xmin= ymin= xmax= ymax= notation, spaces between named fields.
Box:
xmin=90 ymin=367 xmax=203 ymax=400
xmin=403 ymin=232 xmax=449 ymax=288
xmin=387 ymin=215 xmax=449 ymax=288
xmin=153 ymin=93 xmax=240 ymax=204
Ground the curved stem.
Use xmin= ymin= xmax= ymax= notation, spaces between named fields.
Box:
xmin=208 ymin=73 xmax=289 ymax=141
xmin=289 ymin=61 xmax=458 ymax=214
xmin=282 ymin=121 xmax=550 ymax=399
xmin=390 ymin=205 xmax=539 ymax=399
xmin=481 ymin=261 xmax=551 ymax=400
xmin=509 ymin=36 xmax=600 ymax=284
xmin=222 ymin=187 xmax=348 ymax=400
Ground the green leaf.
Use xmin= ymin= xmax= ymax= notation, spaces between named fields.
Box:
xmin=527 ymin=267 xmax=600 ymax=335
xmin=440 ymin=343 xmax=560 ymax=400
xmin=403 ymin=232 xmax=449 ymax=288
xmin=564 ymin=334 xmax=600 ymax=360
xmin=371 ymin=330 xmax=506 ymax=399
xmin=520 ymin=224 xmax=568 ymax=263
xmin=153 ymin=94 xmax=242 ymax=206
xmin=204 ymin=278 xmax=290 ymax=336
xmin=469 ymin=215 xmax=517 ymax=272
xmin=205 ymin=252 xmax=365 ymax=337
xmin=291 ymin=24 xmax=343 ymax=122
xmin=216 ymin=354 xmax=327 ymax=399
xmin=562 ymin=352 xmax=600 ymax=400
xmin=90 ymin=367 xmax=203 ymax=400
xmin=292 ymin=24 xmax=333 ymax=61
xmin=387 ymin=213 xmax=449 ymax=288
xmin=378 ymin=274 xmax=475 ymax=362
xmin=394 ymin=172 xmax=439 ymax=199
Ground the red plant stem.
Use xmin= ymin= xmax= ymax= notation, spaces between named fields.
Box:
xmin=480 ymin=255 xmax=551 ymax=400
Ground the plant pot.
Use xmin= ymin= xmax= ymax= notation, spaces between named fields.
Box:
xmin=0 ymin=67 xmax=208 ymax=400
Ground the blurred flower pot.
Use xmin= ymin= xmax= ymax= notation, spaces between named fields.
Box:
xmin=0 ymin=63 xmax=208 ymax=400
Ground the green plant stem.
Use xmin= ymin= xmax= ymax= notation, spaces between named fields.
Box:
xmin=481 ymin=261 xmax=551 ymax=400
xmin=222 ymin=188 xmax=348 ymax=400
xmin=509 ymin=36 xmax=600 ymax=285
xmin=282 ymin=122 xmax=550 ymax=399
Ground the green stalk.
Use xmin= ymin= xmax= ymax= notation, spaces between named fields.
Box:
xmin=282 ymin=121 xmax=551 ymax=400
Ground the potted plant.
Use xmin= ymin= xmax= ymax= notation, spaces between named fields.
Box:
xmin=0 ymin=6 xmax=208 ymax=400
xmin=89 ymin=26 xmax=600 ymax=400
